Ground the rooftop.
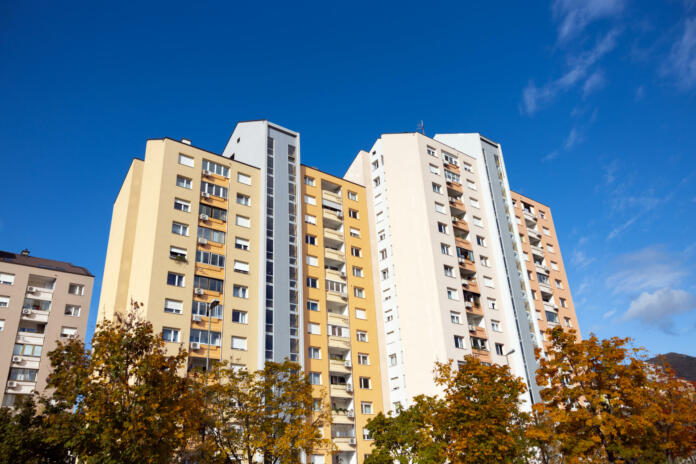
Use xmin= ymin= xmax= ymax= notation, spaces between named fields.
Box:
xmin=0 ymin=250 xmax=93 ymax=277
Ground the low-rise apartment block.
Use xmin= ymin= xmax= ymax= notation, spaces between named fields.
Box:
xmin=0 ymin=249 xmax=93 ymax=407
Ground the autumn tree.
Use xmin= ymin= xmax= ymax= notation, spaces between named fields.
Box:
xmin=367 ymin=355 xmax=531 ymax=464
xmin=46 ymin=309 xmax=204 ymax=464
xmin=531 ymin=326 xmax=696 ymax=464
xmin=201 ymin=360 xmax=333 ymax=464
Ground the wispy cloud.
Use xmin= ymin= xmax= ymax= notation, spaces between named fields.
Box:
xmin=622 ymin=288 xmax=696 ymax=333
xmin=635 ymin=85 xmax=646 ymax=101
xmin=603 ymin=309 xmax=617 ymax=319
xmin=571 ymin=249 xmax=595 ymax=268
xmin=564 ymin=127 xmax=582 ymax=149
xmin=552 ymin=0 xmax=625 ymax=42
xmin=522 ymin=29 xmax=620 ymax=114
xmin=582 ymin=70 xmax=606 ymax=97
xmin=606 ymin=247 xmax=689 ymax=294
xmin=662 ymin=17 xmax=696 ymax=90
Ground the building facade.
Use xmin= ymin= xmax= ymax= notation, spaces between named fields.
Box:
xmin=0 ymin=250 xmax=93 ymax=407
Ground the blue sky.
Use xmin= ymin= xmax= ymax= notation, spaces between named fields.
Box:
xmin=1 ymin=0 xmax=695 ymax=356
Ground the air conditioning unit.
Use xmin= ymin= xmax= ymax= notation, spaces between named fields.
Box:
xmin=349 ymin=437 xmax=357 ymax=445
xmin=192 ymin=315 xmax=202 ymax=322
xmin=190 ymin=342 xmax=200 ymax=350
xmin=7 ymin=381 xmax=17 ymax=388
xmin=27 ymin=286 xmax=37 ymax=292
xmin=198 ymin=237 xmax=208 ymax=245
xmin=336 ymin=212 xmax=344 ymax=219
xmin=22 ymin=308 xmax=32 ymax=315
xmin=465 ymin=302 xmax=473 ymax=309
xmin=202 ymin=170 xmax=212 ymax=177
xmin=344 ymin=360 xmax=352 ymax=368
xmin=199 ymin=214 xmax=209 ymax=221
xmin=194 ymin=288 xmax=205 ymax=296
xmin=69 ymin=334 xmax=78 ymax=339
xmin=345 ymin=384 xmax=353 ymax=393
xmin=340 ymin=271 xmax=347 ymax=278
xmin=12 ymin=356 xmax=21 ymax=363
xmin=201 ymin=192 xmax=211 ymax=199
xmin=347 ymin=409 xmax=355 ymax=418
xmin=468 ymin=325 xmax=476 ymax=332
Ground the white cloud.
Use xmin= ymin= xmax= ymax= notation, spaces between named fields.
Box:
xmin=606 ymin=247 xmax=689 ymax=294
xmin=635 ymin=85 xmax=645 ymax=101
xmin=552 ymin=0 xmax=625 ymax=42
xmin=522 ymin=29 xmax=619 ymax=114
xmin=571 ymin=249 xmax=595 ymax=268
xmin=663 ymin=17 xmax=696 ymax=90
xmin=564 ymin=127 xmax=582 ymax=149
xmin=583 ymin=70 xmax=606 ymax=97
xmin=603 ymin=309 xmax=617 ymax=319
xmin=622 ymin=288 xmax=696 ymax=333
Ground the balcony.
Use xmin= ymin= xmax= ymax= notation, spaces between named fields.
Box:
xmin=16 ymin=332 xmax=45 ymax=345
xmin=449 ymin=197 xmax=466 ymax=215
xmin=330 ymin=384 xmax=353 ymax=398
xmin=324 ymin=228 xmax=344 ymax=245
xmin=530 ymin=244 xmax=544 ymax=257
xmin=322 ymin=190 xmax=342 ymax=205
xmin=458 ymin=257 xmax=476 ymax=276
xmin=333 ymin=437 xmax=357 ymax=451
xmin=468 ymin=325 xmax=487 ymax=339
xmin=10 ymin=355 xmax=40 ymax=370
xmin=527 ymin=228 xmax=541 ymax=240
xmin=328 ymin=336 xmax=351 ymax=350
xmin=452 ymin=218 xmax=469 ymax=234
xmin=464 ymin=300 xmax=484 ymax=316
xmin=324 ymin=248 xmax=345 ymax=267
xmin=25 ymin=287 xmax=53 ymax=302
xmin=446 ymin=181 xmax=463 ymax=195
xmin=534 ymin=263 xmax=549 ymax=274
xmin=462 ymin=278 xmax=480 ymax=294
xmin=20 ymin=309 xmax=49 ymax=323
xmin=328 ymin=312 xmax=350 ymax=326
xmin=325 ymin=268 xmax=347 ymax=283
xmin=523 ymin=210 xmax=537 ymax=222
xmin=443 ymin=162 xmax=460 ymax=172
xmin=5 ymin=380 xmax=36 ymax=395
xmin=323 ymin=209 xmax=344 ymax=228
xmin=329 ymin=359 xmax=352 ymax=375
xmin=471 ymin=349 xmax=492 ymax=364
xmin=332 ymin=409 xmax=355 ymax=425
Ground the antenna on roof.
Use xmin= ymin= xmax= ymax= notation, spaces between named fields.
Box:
xmin=417 ymin=120 xmax=425 ymax=135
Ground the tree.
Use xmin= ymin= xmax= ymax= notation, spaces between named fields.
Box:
xmin=366 ymin=356 xmax=531 ymax=464
xmin=531 ymin=326 xmax=696 ymax=464
xmin=0 ymin=395 xmax=74 ymax=464
xmin=202 ymin=360 xmax=333 ymax=464
xmin=46 ymin=308 xmax=203 ymax=464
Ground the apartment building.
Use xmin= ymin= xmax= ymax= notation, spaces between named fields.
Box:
xmin=511 ymin=192 xmax=580 ymax=344
xmin=98 ymin=138 xmax=262 ymax=370
xmin=301 ymin=166 xmax=384 ymax=464
xmin=0 ymin=249 xmax=93 ymax=407
xmin=345 ymin=132 xmax=564 ymax=407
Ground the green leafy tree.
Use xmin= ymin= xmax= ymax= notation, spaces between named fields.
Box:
xmin=46 ymin=307 xmax=203 ymax=464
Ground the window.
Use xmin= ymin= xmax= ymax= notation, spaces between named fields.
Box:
xmin=355 ymin=309 xmax=367 ymax=320
xmin=447 ymin=287 xmax=459 ymax=300
xmin=201 ymin=181 xmax=228 ymax=198
xmin=309 ymin=372 xmax=322 ymax=385
xmin=551 ymin=261 xmax=559 ymax=271
xmin=378 ymin=230 xmax=386 ymax=241
xmin=356 ymin=353 xmax=370 ymax=365
xmin=0 ymin=320 xmax=3 ymax=331
xmin=381 ymin=268 xmax=389 ymax=280
xmin=373 ymin=177 xmax=381 ymax=187
xmin=450 ymin=311 xmax=461 ymax=324
xmin=349 ymin=227 xmax=360 ymax=238
xmin=473 ymin=216 xmax=483 ymax=227
xmin=359 ymin=377 xmax=371 ymax=389
xmin=305 ymin=214 xmax=316 ymax=225
xmin=427 ymin=164 xmax=440 ymax=175
xmin=348 ymin=191 xmax=358 ymax=200
xmin=194 ymin=275 xmax=223 ymax=292
xmin=174 ymin=198 xmax=190 ymax=212
xmin=235 ymin=215 xmax=250 ymax=228
xmin=427 ymin=146 xmax=437 ymax=156
xmin=470 ymin=197 xmax=480 ymax=208
xmin=176 ymin=175 xmax=192 ymax=189
xmin=202 ymin=159 xmax=230 ymax=177
xmin=543 ymin=227 xmax=550 ymax=236
xmin=487 ymin=298 xmax=497 ymax=309
xmin=483 ymin=276 xmax=494 ymax=288
xmin=231 ymin=337 xmax=248 ymax=350
xmin=354 ymin=287 xmax=365 ymax=298
xmin=361 ymin=402 xmax=373 ymax=414
xmin=172 ymin=222 xmax=189 ymax=236
xmin=531 ymin=290 xmax=537 ymax=300
xmin=471 ymin=337 xmax=488 ymax=351
xmin=546 ymin=311 xmax=559 ymax=325
xmin=236 ymin=193 xmax=251 ymax=206
xmin=196 ymin=250 xmax=225 ymax=267
xmin=523 ymin=252 xmax=530 ymax=262
xmin=232 ymin=310 xmax=247 ymax=324
xmin=560 ymin=297 xmax=567 ymax=308
xmin=162 ymin=327 xmax=180 ymax=343
xmin=307 ymin=322 xmax=320 ymax=335
xmin=64 ymin=305 xmax=81 ymax=317
xmin=235 ymin=237 xmax=250 ymax=250
xmin=9 ymin=368 xmax=38 ymax=382
xmin=435 ymin=202 xmax=446 ymax=213
xmin=0 ymin=296 xmax=9 ymax=308
xmin=67 ymin=283 xmax=84 ymax=296
xmin=13 ymin=344 xmax=42 ymax=357
xmin=555 ymin=279 xmax=563 ymax=289
xmin=479 ymin=255 xmax=490 ymax=267
xmin=444 ymin=265 xmax=454 ymax=277
xmin=442 ymin=151 xmax=458 ymax=165
xmin=305 ymin=234 xmax=317 ymax=245
xmin=437 ymin=222 xmax=448 ymax=234
xmin=363 ymin=428 xmax=372 ymax=440
xmin=356 ymin=330 xmax=368 ymax=342
xmin=546 ymin=244 xmax=555 ymax=253
xmin=304 ymin=195 xmax=316 ymax=205
xmin=308 ymin=347 xmax=321 ymax=359
xmin=441 ymin=243 xmax=451 ymax=255
xmin=306 ymin=277 xmax=318 ymax=288
xmin=167 ymin=272 xmax=185 ymax=287
xmin=564 ymin=317 xmax=573 ymax=328
xmin=233 ymin=285 xmax=248 ymax=298
xmin=237 ymin=173 xmax=252 ymax=185
xmin=491 ymin=320 xmax=502 ymax=332
xmin=351 ymin=246 xmax=362 ymax=257
xmin=164 ymin=299 xmax=183 ymax=314
xmin=190 ymin=329 xmax=221 ymax=346
xmin=372 ymin=159 xmax=379 ymax=170
xmin=307 ymin=300 xmax=319 ymax=312
xmin=379 ymin=249 xmax=388 ymax=260
xmin=454 ymin=335 xmax=465 ymax=349
xmin=476 ymin=235 xmax=486 ymax=246
xmin=177 ymin=153 xmax=194 ymax=167
xmin=170 ymin=246 xmax=187 ymax=260
xmin=431 ymin=182 xmax=443 ymax=194
xmin=495 ymin=343 xmax=504 ymax=356
xmin=198 ymin=226 xmax=225 ymax=244
xmin=304 ymin=176 xmax=315 ymax=186
xmin=306 ymin=256 xmax=318 ymax=267
xmin=348 ymin=209 xmax=359 ymax=219
xmin=200 ymin=204 xmax=227 ymax=222
xmin=353 ymin=266 xmax=364 ymax=277
xmin=444 ymin=169 xmax=460 ymax=183
xmin=466 ymin=180 xmax=477 ymax=190
xmin=233 ymin=261 xmax=250 ymax=274
xmin=310 ymin=455 xmax=325 ymax=464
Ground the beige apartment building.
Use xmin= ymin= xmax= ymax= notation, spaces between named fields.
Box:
xmin=511 ymin=192 xmax=580 ymax=344
xmin=0 ymin=249 xmax=93 ymax=407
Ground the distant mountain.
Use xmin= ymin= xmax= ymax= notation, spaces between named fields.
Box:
xmin=647 ymin=352 xmax=696 ymax=382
